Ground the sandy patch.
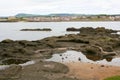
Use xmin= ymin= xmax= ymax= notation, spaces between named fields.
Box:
xmin=65 ymin=62 xmax=120 ymax=80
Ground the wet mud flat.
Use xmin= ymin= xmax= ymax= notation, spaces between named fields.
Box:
xmin=0 ymin=27 xmax=120 ymax=80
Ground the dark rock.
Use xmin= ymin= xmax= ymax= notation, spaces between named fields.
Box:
xmin=57 ymin=39 xmax=89 ymax=44
xmin=2 ymin=58 xmax=29 ymax=65
xmin=101 ymin=65 xmax=105 ymax=67
xmin=79 ymin=27 xmax=95 ymax=34
xmin=1 ymin=39 xmax=13 ymax=43
xmin=66 ymin=27 xmax=80 ymax=31
xmin=106 ymin=57 xmax=113 ymax=62
xmin=79 ymin=27 xmax=117 ymax=35
xmin=78 ymin=57 xmax=81 ymax=61
xmin=20 ymin=28 xmax=52 ymax=31
xmin=60 ymin=54 xmax=62 ymax=56
xmin=84 ymin=46 xmax=100 ymax=55
xmin=86 ymin=55 xmax=101 ymax=61
xmin=102 ymin=53 xmax=116 ymax=59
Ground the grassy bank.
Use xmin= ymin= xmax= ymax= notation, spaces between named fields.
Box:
xmin=104 ymin=76 xmax=120 ymax=80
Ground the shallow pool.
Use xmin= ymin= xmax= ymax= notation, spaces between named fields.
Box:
xmin=46 ymin=50 xmax=120 ymax=66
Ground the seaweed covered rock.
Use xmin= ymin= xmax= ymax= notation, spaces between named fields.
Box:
xmin=20 ymin=28 xmax=52 ymax=31
xmin=66 ymin=27 xmax=118 ymax=35
xmin=66 ymin=27 xmax=80 ymax=31
xmin=79 ymin=27 xmax=117 ymax=35
xmin=1 ymin=58 xmax=30 ymax=65
xmin=1 ymin=39 xmax=13 ymax=43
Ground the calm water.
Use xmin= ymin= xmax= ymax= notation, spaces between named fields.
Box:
xmin=47 ymin=50 xmax=120 ymax=66
xmin=0 ymin=21 xmax=120 ymax=41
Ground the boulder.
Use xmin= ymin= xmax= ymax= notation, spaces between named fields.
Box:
xmin=66 ymin=27 xmax=80 ymax=31
xmin=0 ymin=64 xmax=22 ymax=79
xmin=1 ymin=39 xmax=13 ymax=43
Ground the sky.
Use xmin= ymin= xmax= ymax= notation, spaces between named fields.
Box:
xmin=0 ymin=0 xmax=120 ymax=16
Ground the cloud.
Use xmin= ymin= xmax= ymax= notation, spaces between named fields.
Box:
xmin=0 ymin=0 xmax=120 ymax=16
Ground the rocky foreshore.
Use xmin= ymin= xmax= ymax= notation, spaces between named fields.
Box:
xmin=0 ymin=27 xmax=120 ymax=80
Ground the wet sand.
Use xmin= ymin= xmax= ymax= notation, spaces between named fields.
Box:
xmin=65 ymin=62 xmax=120 ymax=80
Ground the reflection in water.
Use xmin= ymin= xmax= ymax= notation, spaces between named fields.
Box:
xmin=106 ymin=57 xmax=113 ymax=62
xmin=46 ymin=50 xmax=120 ymax=66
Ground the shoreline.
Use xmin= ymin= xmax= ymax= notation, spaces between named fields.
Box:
xmin=1 ymin=60 xmax=119 ymax=80
xmin=1 ymin=21 xmax=120 ymax=23
xmin=0 ymin=27 xmax=120 ymax=80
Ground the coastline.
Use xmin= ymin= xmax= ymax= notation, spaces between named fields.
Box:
xmin=0 ymin=27 xmax=120 ymax=80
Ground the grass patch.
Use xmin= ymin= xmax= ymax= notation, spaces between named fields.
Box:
xmin=104 ymin=76 xmax=120 ymax=80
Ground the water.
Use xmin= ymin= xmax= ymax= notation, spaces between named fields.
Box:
xmin=0 ymin=60 xmax=35 ymax=70
xmin=0 ymin=21 xmax=120 ymax=41
xmin=46 ymin=50 xmax=120 ymax=66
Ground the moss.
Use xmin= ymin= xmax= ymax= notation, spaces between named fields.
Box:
xmin=85 ymin=48 xmax=97 ymax=55
xmin=2 ymin=58 xmax=29 ymax=65
xmin=1 ymin=39 xmax=13 ymax=43
xmin=56 ymin=77 xmax=79 ymax=80
xmin=104 ymin=76 xmax=120 ymax=80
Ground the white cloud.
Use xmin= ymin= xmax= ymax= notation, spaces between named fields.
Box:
xmin=0 ymin=0 xmax=120 ymax=16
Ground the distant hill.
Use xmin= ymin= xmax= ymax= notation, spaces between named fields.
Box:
xmin=15 ymin=13 xmax=85 ymax=17
xmin=15 ymin=13 xmax=41 ymax=17
xmin=15 ymin=13 xmax=120 ymax=18
xmin=48 ymin=13 xmax=84 ymax=16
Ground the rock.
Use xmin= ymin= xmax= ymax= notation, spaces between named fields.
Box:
xmin=66 ymin=27 xmax=80 ymax=31
xmin=80 ymin=27 xmax=95 ymax=34
xmin=102 ymin=53 xmax=116 ymax=58
xmin=2 ymin=58 xmax=29 ymax=65
xmin=101 ymin=65 xmax=105 ymax=67
xmin=1 ymin=39 xmax=13 ymax=43
xmin=86 ymin=54 xmax=101 ymax=61
xmin=57 ymin=39 xmax=89 ymax=44
xmin=65 ymin=27 xmax=118 ymax=35
xmin=106 ymin=57 xmax=113 ymax=62
xmin=20 ymin=28 xmax=52 ymax=31
xmin=0 ymin=64 xmax=22 ymax=79
xmin=42 ymin=62 xmax=69 ymax=73
xmin=78 ymin=57 xmax=81 ymax=61
xmin=18 ymin=40 xmax=38 ymax=47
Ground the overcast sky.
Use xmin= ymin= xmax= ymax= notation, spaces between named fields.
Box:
xmin=0 ymin=0 xmax=120 ymax=16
